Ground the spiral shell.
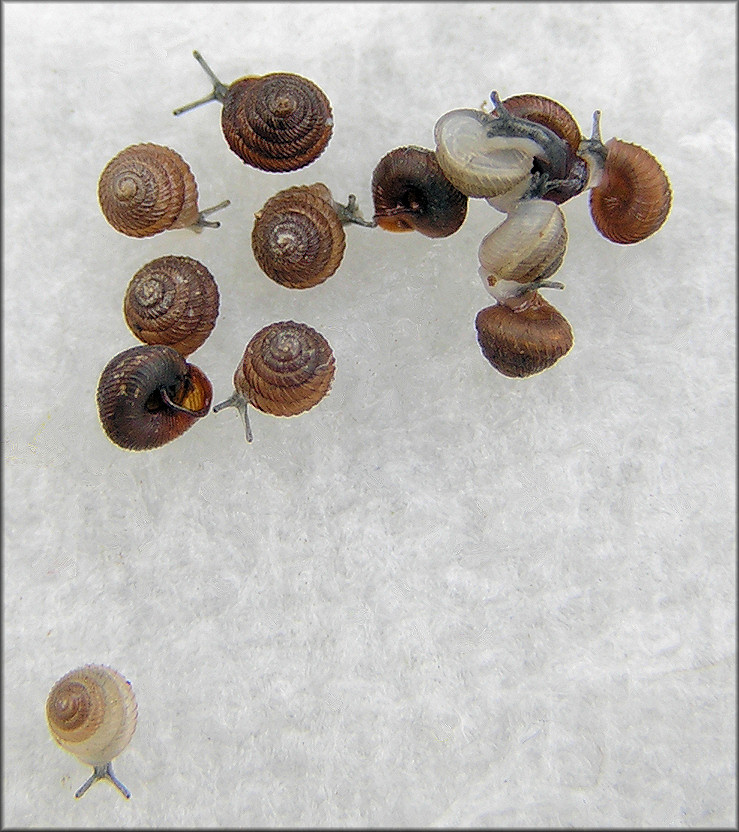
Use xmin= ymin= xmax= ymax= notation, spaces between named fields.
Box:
xmin=475 ymin=292 xmax=574 ymax=378
xmin=222 ymin=73 xmax=333 ymax=172
xmin=371 ymin=146 xmax=468 ymax=238
xmin=500 ymin=94 xmax=582 ymax=155
xmin=252 ymin=184 xmax=346 ymax=288
xmin=478 ymin=199 xmax=568 ymax=302
xmin=214 ymin=321 xmax=335 ymax=442
xmin=123 ymin=256 xmax=220 ymax=355
xmin=589 ymin=138 xmax=672 ymax=244
xmin=98 ymin=143 xmax=200 ymax=237
xmin=46 ymin=664 xmax=137 ymax=798
xmin=96 ymin=344 xmax=212 ymax=451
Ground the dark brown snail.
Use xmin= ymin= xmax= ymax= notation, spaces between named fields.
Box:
xmin=579 ymin=111 xmax=672 ymax=244
xmin=371 ymin=146 xmax=468 ymax=238
xmin=123 ymin=255 xmax=220 ymax=355
xmin=475 ymin=291 xmax=574 ymax=378
xmin=214 ymin=321 xmax=335 ymax=442
xmin=46 ymin=665 xmax=137 ymax=799
xmin=96 ymin=345 xmax=212 ymax=451
xmin=173 ymin=50 xmax=333 ymax=173
xmin=252 ymin=184 xmax=374 ymax=289
xmin=98 ymin=143 xmax=230 ymax=238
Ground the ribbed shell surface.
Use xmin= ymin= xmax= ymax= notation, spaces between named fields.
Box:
xmin=589 ymin=138 xmax=672 ymax=244
xmin=96 ymin=344 xmax=212 ymax=451
xmin=371 ymin=146 xmax=468 ymax=238
xmin=222 ymin=74 xmax=333 ymax=172
xmin=478 ymin=199 xmax=568 ymax=292
xmin=97 ymin=144 xmax=199 ymax=237
xmin=124 ymin=256 xmax=220 ymax=355
xmin=235 ymin=321 xmax=335 ymax=416
xmin=46 ymin=665 xmax=137 ymax=766
xmin=501 ymin=95 xmax=582 ymax=155
xmin=252 ymin=185 xmax=345 ymax=288
xmin=476 ymin=293 xmax=574 ymax=378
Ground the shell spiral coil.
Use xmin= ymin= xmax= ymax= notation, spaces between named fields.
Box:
xmin=214 ymin=321 xmax=335 ymax=442
xmin=46 ymin=664 xmax=137 ymax=799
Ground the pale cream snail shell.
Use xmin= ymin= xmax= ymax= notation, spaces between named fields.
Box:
xmin=46 ymin=664 xmax=137 ymax=798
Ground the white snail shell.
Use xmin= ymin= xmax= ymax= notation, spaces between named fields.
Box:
xmin=478 ymin=199 xmax=568 ymax=303
xmin=46 ymin=664 xmax=137 ymax=798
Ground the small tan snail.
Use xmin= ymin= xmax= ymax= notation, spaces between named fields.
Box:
xmin=578 ymin=110 xmax=672 ymax=244
xmin=98 ymin=143 xmax=230 ymax=238
xmin=371 ymin=146 xmax=468 ymax=238
xmin=96 ymin=344 xmax=212 ymax=451
xmin=123 ymin=255 xmax=220 ymax=355
xmin=252 ymin=184 xmax=374 ymax=289
xmin=475 ymin=291 xmax=574 ymax=378
xmin=434 ymin=91 xmax=572 ymax=207
xmin=173 ymin=50 xmax=333 ymax=173
xmin=477 ymin=198 xmax=568 ymax=303
xmin=46 ymin=665 xmax=137 ymax=799
xmin=214 ymin=321 xmax=335 ymax=442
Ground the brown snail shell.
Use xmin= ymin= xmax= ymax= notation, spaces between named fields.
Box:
xmin=214 ymin=321 xmax=335 ymax=442
xmin=475 ymin=291 xmax=574 ymax=378
xmin=252 ymin=184 xmax=373 ymax=289
xmin=98 ymin=143 xmax=229 ymax=238
xmin=371 ymin=146 xmax=468 ymax=238
xmin=96 ymin=344 xmax=212 ymax=451
xmin=46 ymin=664 xmax=137 ymax=799
xmin=123 ymin=255 xmax=220 ymax=355
xmin=174 ymin=51 xmax=333 ymax=173
xmin=589 ymin=137 xmax=672 ymax=245
xmin=500 ymin=95 xmax=582 ymax=155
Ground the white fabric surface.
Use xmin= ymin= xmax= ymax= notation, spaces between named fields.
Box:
xmin=3 ymin=2 xmax=736 ymax=827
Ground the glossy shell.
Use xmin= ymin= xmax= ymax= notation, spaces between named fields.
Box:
xmin=589 ymin=138 xmax=672 ymax=244
xmin=252 ymin=184 xmax=345 ymax=288
xmin=96 ymin=344 xmax=212 ymax=451
xmin=501 ymin=94 xmax=582 ymax=155
xmin=123 ymin=256 xmax=220 ymax=355
xmin=98 ymin=143 xmax=199 ymax=237
xmin=46 ymin=665 xmax=137 ymax=767
xmin=478 ymin=199 xmax=567 ymax=301
xmin=222 ymin=73 xmax=333 ymax=172
xmin=371 ymin=146 xmax=468 ymax=238
xmin=475 ymin=292 xmax=574 ymax=378
xmin=235 ymin=321 xmax=335 ymax=416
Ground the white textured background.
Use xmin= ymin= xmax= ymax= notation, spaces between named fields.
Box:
xmin=3 ymin=2 xmax=736 ymax=827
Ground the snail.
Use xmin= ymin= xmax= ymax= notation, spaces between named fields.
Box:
xmin=173 ymin=50 xmax=333 ymax=173
xmin=252 ymin=184 xmax=374 ymax=289
xmin=123 ymin=255 xmax=220 ymax=355
xmin=475 ymin=291 xmax=574 ymax=378
xmin=98 ymin=143 xmax=230 ymax=238
xmin=46 ymin=664 xmax=137 ymax=799
xmin=578 ymin=110 xmax=672 ymax=244
xmin=371 ymin=146 xmax=468 ymax=237
xmin=96 ymin=344 xmax=212 ymax=451
xmin=214 ymin=321 xmax=335 ymax=442
xmin=433 ymin=90 xmax=572 ymax=208
xmin=477 ymin=198 xmax=568 ymax=303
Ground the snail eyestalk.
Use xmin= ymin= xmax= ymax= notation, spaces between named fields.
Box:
xmin=213 ymin=393 xmax=253 ymax=443
xmin=334 ymin=194 xmax=376 ymax=227
xmin=173 ymin=50 xmax=229 ymax=115
xmin=193 ymin=199 xmax=231 ymax=230
xmin=75 ymin=762 xmax=131 ymax=800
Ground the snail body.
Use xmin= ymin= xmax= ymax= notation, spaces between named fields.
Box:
xmin=174 ymin=51 xmax=333 ymax=172
xmin=252 ymin=184 xmax=374 ymax=289
xmin=98 ymin=143 xmax=229 ymax=237
xmin=46 ymin=664 xmax=137 ymax=799
xmin=478 ymin=198 xmax=568 ymax=303
xmin=124 ymin=255 xmax=220 ymax=355
xmin=371 ymin=146 xmax=468 ymax=237
xmin=434 ymin=91 xmax=571 ymax=203
xmin=214 ymin=321 xmax=335 ymax=442
xmin=579 ymin=111 xmax=672 ymax=244
xmin=96 ymin=344 xmax=212 ymax=451
xmin=475 ymin=291 xmax=574 ymax=378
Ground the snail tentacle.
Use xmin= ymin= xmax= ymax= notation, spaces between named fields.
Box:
xmin=173 ymin=50 xmax=230 ymax=114
xmin=332 ymin=194 xmax=377 ymax=227
xmin=213 ymin=392 xmax=253 ymax=443
xmin=75 ymin=762 xmax=131 ymax=800
xmin=193 ymin=199 xmax=231 ymax=229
